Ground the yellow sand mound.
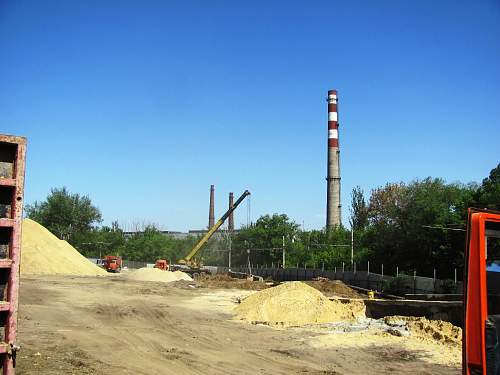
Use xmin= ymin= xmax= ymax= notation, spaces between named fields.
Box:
xmin=234 ymin=281 xmax=366 ymax=326
xmin=385 ymin=316 xmax=462 ymax=346
xmin=125 ymin=268 xmax=193 ymax=283
xmin=21 ymin=219 xmax=107 ymax=276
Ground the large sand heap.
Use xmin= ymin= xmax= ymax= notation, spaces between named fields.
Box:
xmin=21 ymin=219 xmax=107 ymax=276
xmin=125 ymin=268 xmax=193 ymax=283
xmin=234 ymin=281 xmax=366 ymax=327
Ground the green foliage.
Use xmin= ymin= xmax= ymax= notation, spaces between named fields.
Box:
xmin=474 ymin=163 xmax=500 ymax=210
xmin=230 ymin=214 xmax=300 ymax=266
xmin=349 ymin=186 xmax=368 ymax=230
xmin=73 ymin=221 xmax=125 ymax=258
xmin=122 ymin=226 xmax=196 ymax=262
xmin=362 ymin=178 xmax=476 ymax=278
xmin=25 ymin=187 xmax=102 ymax=242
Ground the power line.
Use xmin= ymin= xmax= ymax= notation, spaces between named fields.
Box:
xmin=422 ymin=225 xmax=465 ymax=232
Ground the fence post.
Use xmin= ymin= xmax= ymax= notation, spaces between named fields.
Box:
xmin=413 ymin=270 xmax=417 ymax=294
xmin=335 ymin=266 xmax=337 ymax=273
xmin=322 ymin=262 xmax=324 ymax=272
xmin=381 ymin=264 xmax=384 ymax=278
xmin=354 ymin=262 xmax=356 ymax=274
xmin=367 ymin=261 xmax=370 ymax=275
xmin=454 ymin=268 xmax=457 ymax=284
xmin=342 ymin=262 xmax=345 ymax=273
xmin=396 ymin=266 xmax=399 ymax=278
xmin=433 ymin=269 xmax=436 ymax=282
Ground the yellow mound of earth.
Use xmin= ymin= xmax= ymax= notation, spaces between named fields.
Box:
xmin=234 ymin=281 xmax=366 ymax=326
xmin=125 ymin=268 xmax=193 ymax=283
xmin=21 ymin=219 xmax=107 ymax=276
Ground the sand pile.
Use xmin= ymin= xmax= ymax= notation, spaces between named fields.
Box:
xmin=384 ymin=316 xmax=462 ymax=346
xmin=21 ymin=219 xmax=107 ymax=276
xmin=125 ymin=268 xmax=193 ymax=283
xmin=234 ymin=281 xmax=366 ymax=326
xmin=197 ymin=274 xmax=268 ymax=291
xmin=306 ymin=279 xmax=364 ymax=298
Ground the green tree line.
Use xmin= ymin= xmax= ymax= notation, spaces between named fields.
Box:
xmin=25 ymin=164 xmax=499 ymax=277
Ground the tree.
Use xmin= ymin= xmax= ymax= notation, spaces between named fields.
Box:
xmin=362 ymin=178 xmax=476 ymax=278
xmin=232 ymin=214 xmax=300 ymax=266
xmin=349 ymin=186 xmax=368 ymax=231
xmin=73 ymin=221 xmax=126 ymax=258
xmin=475 ymin=163 xmax=500 ymax=210
xmin=25 ymin=187 xmax=102 ymax=242
xmin=122 ymin=225 xmax=178 ymax=262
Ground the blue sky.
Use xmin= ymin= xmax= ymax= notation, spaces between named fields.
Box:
xmin=1 ymin=0 xmax=499 ymax=231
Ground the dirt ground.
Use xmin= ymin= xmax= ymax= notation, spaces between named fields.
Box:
xmin=16 ymin=275 xmax=460 ymax=374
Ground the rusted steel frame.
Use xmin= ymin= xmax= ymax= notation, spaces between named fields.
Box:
xmin=0 ymin=134 xmax=26 ymax=375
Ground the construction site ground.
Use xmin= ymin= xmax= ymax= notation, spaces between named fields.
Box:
xmin=17 ymin=275 xmax=460 ymax=375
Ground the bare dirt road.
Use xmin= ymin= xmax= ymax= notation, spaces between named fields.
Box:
xmin=16 ymin=275 xmax=460 ymax=374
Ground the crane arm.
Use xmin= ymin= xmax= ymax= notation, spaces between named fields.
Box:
xmin=181 ymin=190 xmax=250 ymax=263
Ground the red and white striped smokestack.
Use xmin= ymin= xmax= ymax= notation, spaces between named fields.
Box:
xmin=208 ymin=185 xmax=215 ymax=229
xmin=228 ymin=192 xmax=234 ymax=232
xmin=326 ymin=89 xmax=341 ymax=229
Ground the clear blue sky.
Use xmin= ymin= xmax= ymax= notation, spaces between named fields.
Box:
xmin=1 ymin=0 xmax=499 ymax=231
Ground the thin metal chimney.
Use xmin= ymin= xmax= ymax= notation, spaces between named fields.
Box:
xmin=208 ymin=185 xmax=215 ymax=229
xmin=228 ymin=192 xmax=234 ymax=231
xmin=326 ymin=89 xmax=341 ymax=229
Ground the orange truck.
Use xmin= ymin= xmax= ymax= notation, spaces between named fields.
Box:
xmin=154 ymin=259 xmax=169 ymax=271
xmin=102 ymin=255 xmax=122 ymax=273
xmin=463 ymin=208 xmax=500 ymax=374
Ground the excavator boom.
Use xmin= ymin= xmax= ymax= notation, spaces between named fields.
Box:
xmin=181 ymin=190 xmax=250 ymax=264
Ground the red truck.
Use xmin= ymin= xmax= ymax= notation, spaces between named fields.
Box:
xmin=154 ymin=259 xmax=169 ymax=271
xmin=102 ymin=255 xmax=122 ymax=273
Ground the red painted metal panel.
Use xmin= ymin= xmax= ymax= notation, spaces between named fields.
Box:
xmin=464 ymin=210 xmax=500 ymax=374
xmin=0 ymin=220 xmax=14 ymax=228
xmin=0 ymin=260 xmax=13 ymax=269
xmin=0 ymin=181 xmax=15 ymax=188
xmin=0 ymin=135 xmax=26 ymax=375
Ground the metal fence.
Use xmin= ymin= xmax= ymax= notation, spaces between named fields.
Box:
xmin=221 ymin=266 xmax=463 ymax=296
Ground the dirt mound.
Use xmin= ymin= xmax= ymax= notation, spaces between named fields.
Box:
xmin=234 ymin=281 xmax=365 ymax=326
xmin=125 ymin=268 xmax=193 ymax=283
xmin=384 ymin=316 xmax=462 ymax=346
xmin=306 ymin=279 xmax=364 ymax=298
xmin=197 ymin=274 xmax=269 ymax=290
xmin=21 ymin=219 xmax=107 ymax=276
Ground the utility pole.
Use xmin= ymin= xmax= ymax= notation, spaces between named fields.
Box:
xmin=228 ymin=236 xmax=232 ymax=271
xmin=282 ymin=235 xmax=286 ymax=268
xmin=351 ymin=229 xmax=354 ymax=265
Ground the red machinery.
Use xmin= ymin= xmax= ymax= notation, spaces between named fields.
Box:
xmin=463 ymin=208 xmax=500 ymax=374
xmin=102 ymin=255 xmax=122 ymax=273
xmin=154 ymin=259 xmax=169 ymax=271
xmin=0 ymin=134 xmax=26 ymax=374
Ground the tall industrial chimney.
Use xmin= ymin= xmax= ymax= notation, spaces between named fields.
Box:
xmin=208 ymin=185 xmax=215 ymax=229
xmin=228 ymin=192 xmax=234 ymax=232
xmin=326 ymin=89 xmax=341 ymax=229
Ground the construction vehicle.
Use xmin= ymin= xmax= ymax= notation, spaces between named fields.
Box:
xmin=463 ymin=208 xmax=500 ymax=374
xmin=174 ymin=189 xmax=250 ymax=275
xmin=102 ymin=255 xmax=122 ymax=273
xmin=154 ymin=259 xmax=169 ymax=271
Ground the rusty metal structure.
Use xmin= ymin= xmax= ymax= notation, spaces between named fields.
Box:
xmin=208 ymin=185 xmax=215 ymax=229
xmin=228 ymin=192 xmax=234 ymax=232
xmin=0 ymin=134 xmax=26 ymax=374
xmin=326 ymin=89 xmax=342 ymax=229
